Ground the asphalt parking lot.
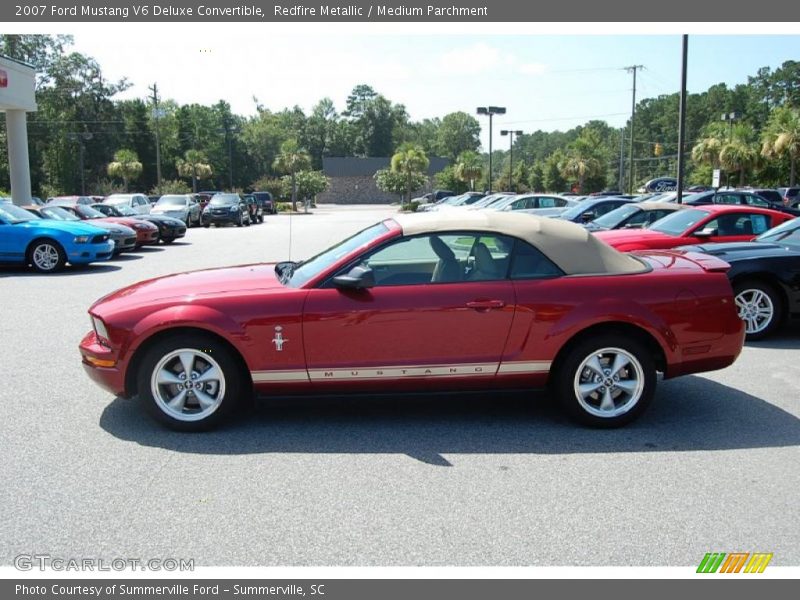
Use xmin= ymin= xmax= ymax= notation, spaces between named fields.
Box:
xmin=1 ymin=204 xmax=798 ymax=567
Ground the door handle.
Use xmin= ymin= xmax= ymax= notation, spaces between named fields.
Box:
xmin=466 ymin=300 xmax=505 ymax=310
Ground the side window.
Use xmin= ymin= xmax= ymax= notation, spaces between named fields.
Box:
xmin=509 ymin=240 xmax=564 ymax=279
xmin=594 ymin=202 xmax=619 ymax=216
xmin=537 ymin=197 xmax=557 ymax=209
xmin=510 ymin=198 xmax=527 ymax=210
xmin=750 ymin=214 xmax=769 ymax=234
xmin=745 ymin=194 xmax=768 ymax=207
xmin=715 ymin=194 xmax=741 ymax=205
xmin=353 ymin=233 xmax=514 ymax=286
xmin=626 ymin=211 xmax=651 ymax=226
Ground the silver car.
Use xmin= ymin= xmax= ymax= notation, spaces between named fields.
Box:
xmin=104 ymin=193 xmax=152 ymax=215
xmin=151 ymin=194 xmax=202 ymax=226
xmin=490 ymin=194 xmax=577 ymax=217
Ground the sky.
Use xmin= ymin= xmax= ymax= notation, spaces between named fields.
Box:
xmin=67 ymin=32 xmax=800 ymax=150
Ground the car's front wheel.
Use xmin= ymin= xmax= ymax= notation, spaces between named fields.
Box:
xmin=734 ymin=280 xmax=783 ymax=340
xmin=28 ymin=239 xmax=66 ymax=273
xmin=137 ymin=333 xmax=243 ymax=431
xmin=554 ymin=334 xmax=656 ymax=427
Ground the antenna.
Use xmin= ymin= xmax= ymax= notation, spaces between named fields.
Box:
xmin=288 ymin=202 xmax=292 ymax=262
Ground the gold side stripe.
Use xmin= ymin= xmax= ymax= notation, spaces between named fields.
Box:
xmin=309 ymin=363 xmax=499 ymax=381
xmin=251 ymin=361 xmax=551 ymax=383
xmin=251 ymin=370 xmax=310 ymax=382
xmin=497 ymin=361 xmax=552 ymax=374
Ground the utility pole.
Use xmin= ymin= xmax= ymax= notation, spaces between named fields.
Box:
xmin=676 ymin=36 xmax=689 ymax=204
xmin=618 ymin=128 xmax=625 ymax=192
xmin=625 ymin=65 xmax=644 ymax=194
xmin=148 ymin=83 xmax=163 ymax=192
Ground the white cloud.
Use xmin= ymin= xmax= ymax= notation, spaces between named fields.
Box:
xmin=518 ymin=63 xmax=548 ymax=75
xmin=437 ymin=42 xmax=503 ymax=75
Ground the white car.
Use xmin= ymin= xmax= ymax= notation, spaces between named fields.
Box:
xmin=490 ymin=194 xmax=578 ymax=217
xmin=104 ymin=193 xmax=151 ymax=215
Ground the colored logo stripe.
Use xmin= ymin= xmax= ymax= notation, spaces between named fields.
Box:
xmin=697 ymin=552 xmax=773 ymax=573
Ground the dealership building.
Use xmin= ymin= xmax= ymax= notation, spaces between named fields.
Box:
xmin=0 ymin=55 xmax=36 ymax=205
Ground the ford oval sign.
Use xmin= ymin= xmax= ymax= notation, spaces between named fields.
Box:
xmin=644 ymin=177 xmax=678 ymax=192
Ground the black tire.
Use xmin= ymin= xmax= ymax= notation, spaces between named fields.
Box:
xmin=553 ymin=334 xmax=656 ymax=428
xmin=203 ymin=223 xmax=210 ymax=228
xmin=161 ymin=237 xmax=175 ymax=245
xmin=136 ymin=332 xmax=244 ymax=431
xmin=258 ymin=215 xmax=264 ymax=223
xmin=236 ymin=213 xmax=243 ymax=227
xmin=27 ymin=239 xmax=67 ymax=273
xmin=733 ymin=280 xmax=783 ymax=341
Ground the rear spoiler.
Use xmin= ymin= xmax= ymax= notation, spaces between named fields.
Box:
xmin=634 ymin=249 xmax=732 ymax=273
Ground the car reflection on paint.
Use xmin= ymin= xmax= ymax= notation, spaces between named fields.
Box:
xmin=80 ymin=211 xmax=744 ymax=431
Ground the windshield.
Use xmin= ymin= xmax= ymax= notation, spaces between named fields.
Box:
xmin=76 ymin=205 xmax=108 ymax=219
xmin=157 ymin=195 xmax=188 ymax=206
xmin=592 ymin=204 xmax=641 ymax=228
xmin=105 ymin=196 xmax=133 ymax=206
xmin=0 ymin=203 xmax=39 ymax=223
xmin=41 ymin=206 xmax=80 ymax=221
xmin=114 ymin=205 xmax=136 ymax=216
xmin=285 ymin=222 xmax=390 ymax=288
xmin=649 ymin=208 xmax=708 ymax=236
xmin=210 ymin=194 xmax=239 ymax=206
xmin=756 ymin=218 xmax=800 ymax=247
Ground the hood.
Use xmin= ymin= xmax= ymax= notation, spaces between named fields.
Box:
xmin=144 ymin=214 xmax=184 ymax=225
xmin=17 ymin=219 xmax=107 ymax=236
xmin=675 ymin=241 xmax=800 ymax=261
xmin=90 ymin=221 xmax=136 ymax=235
xmin=152 ymin=205 xmax=186 ymax=214
xmin=593 ymin=228 xmax=674 ymax=248
xmin=91 ymin=263 xmax=288 ymax=315
xmin=97 ymin=216 xmax=156 ymax=230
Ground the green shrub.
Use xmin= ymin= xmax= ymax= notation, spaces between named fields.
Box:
xmin=149 ymin=179 xmax=191 ymax=195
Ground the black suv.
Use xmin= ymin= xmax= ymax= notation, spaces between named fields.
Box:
xmin=202 ymin=193 xmax=251 ymax=227
xmin=252 ymin=191 xmax=277 ymax=215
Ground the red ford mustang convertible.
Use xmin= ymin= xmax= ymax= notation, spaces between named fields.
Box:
xmin=80 ymin=212 xmax=745 ymax=430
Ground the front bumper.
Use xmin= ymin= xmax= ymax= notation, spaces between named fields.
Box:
xmin=134 ymin=229 xmax=160 ymax=246
xmin=79 ymin=330 xmax=127 ymax=396
xmin=110 ymin=234 xmax=137 ymax=253
xmin=67 ymin=241 xmax=115 ymax=264
xmin=204 ymin=211 xmax=241 ymax=224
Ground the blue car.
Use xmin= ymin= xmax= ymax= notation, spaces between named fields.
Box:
xmin=0 ymin=202 xmax=114 ymax=272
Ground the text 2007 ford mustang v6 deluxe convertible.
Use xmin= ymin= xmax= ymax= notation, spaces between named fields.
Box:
xmin=80 ymin=212 xmax=745 ymax=430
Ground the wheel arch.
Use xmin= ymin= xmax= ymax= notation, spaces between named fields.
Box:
xmin=25 ymin=235 xmax=66 ymax=260
xmin=124 ymin=326 xmax=253 ymax=399
xmin=550 ymin=321 xmax=668 ymax=382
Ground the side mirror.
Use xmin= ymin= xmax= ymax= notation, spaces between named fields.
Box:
xmin=623 ymin=223 xmax=642 ymax=229
xmin=694 ymin=228 xmax=717 ymax=238
xmin=333 ymin=265 xmax=375 ymax=290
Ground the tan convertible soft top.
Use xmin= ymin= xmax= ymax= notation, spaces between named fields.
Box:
xmin=393 ymin=210 xmax=647 ymax=276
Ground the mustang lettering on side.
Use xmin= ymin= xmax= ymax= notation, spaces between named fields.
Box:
xmin=79 ymin=211 xmax=745 ymax=431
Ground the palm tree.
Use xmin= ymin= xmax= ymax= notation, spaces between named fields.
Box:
xmin=177 ymin=149 xmax=213 ymax=193
xmin=691 ymin=125 xmax=726 ymax=170
xmin=391 ymin=144 xmax=429 ymax=207
xmin=107 ymin=149 xmax=142 ymax=192
xmin=761 ymin=106 xmax=800 ymax=186
xmin=719 ymin=123 xmax=759 ymax=187
xmin=273 ymin=140 xmax=312 ymax=212
xmin=454 ymin=150 xmax=483 ymax=191
xmin=559 ymin=153 xmax=601 ymax=193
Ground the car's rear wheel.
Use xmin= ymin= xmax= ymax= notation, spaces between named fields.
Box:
xmin=734 ymin=280 xmax=783 ymax=340
xmin=27 ymin=239 xmax=66 ymax=273
xmin=554 ymin=335 xmax=655 ymax=427
xmin=137 ymin=333 xmax=243 ymax=431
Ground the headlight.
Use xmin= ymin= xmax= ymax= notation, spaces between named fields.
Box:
xmin=229 ymin=206 xmax=238 ymax=212
xmin=91 ymin=315 xmax=110 ymax=344
xmin=74 ymin=235 xmax=90 ymax=244
xmin=131 ymin=222 xmax=149 ymax=230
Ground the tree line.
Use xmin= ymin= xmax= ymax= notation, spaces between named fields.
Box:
xmin=0 ymin=35 xmax=798 ymax=201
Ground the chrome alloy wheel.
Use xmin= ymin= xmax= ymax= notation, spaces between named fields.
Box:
xmin=32 ymin=243 xmax=60 ymax=271
xmin=573 ymin=347 xmax=645 ymax=419
xmin=735 ymin=288 xmax=774 ymax=335
xmin=150 ymin=348 xmax=226 ymax=422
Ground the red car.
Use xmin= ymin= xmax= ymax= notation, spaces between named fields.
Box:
xmin=49 ymin=201 xmax=160 ymax=247
xmin=593 ymin=205 xmax=793 ymax=251
xmin=80 ymin=212 xmax=744 ymax=431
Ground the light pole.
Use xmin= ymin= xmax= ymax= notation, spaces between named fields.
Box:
xmin=218 ymin=124 xmax=240 ymax=190
xmin=500 ymin=129 xmax=523 ymax=192
xmin=477 ymin=106 xmax=506 ymax=193
xmin=67 ymin=132 xmax=93 ymax=195
xmin=720 ymin=111 xmax=739 ymax=188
